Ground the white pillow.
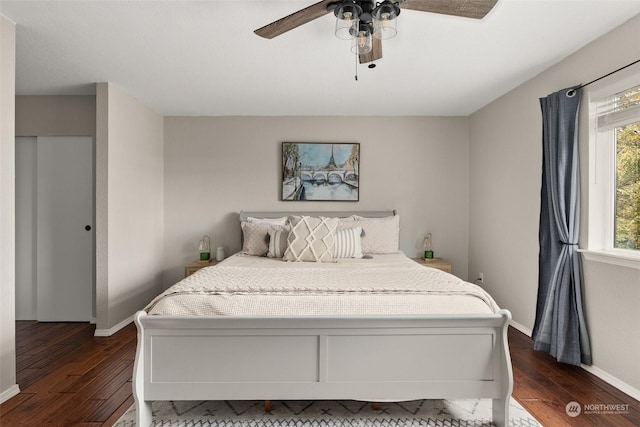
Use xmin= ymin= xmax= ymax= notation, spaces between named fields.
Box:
xmin=246 ymin=216 xmax=288 ymax=226
xmin=284 ymin=216 xmax=339 ymax=262
xmin=334 ymin=226 xmax=363 ymax=259
xmin=337 ymin=215 xmax=358 ymax=230
xmin=353 ymin=215 xmax=400 ymax=254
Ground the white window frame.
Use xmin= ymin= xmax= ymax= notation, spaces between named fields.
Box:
xmin=582 ymin=74 xmax=640 ymax=270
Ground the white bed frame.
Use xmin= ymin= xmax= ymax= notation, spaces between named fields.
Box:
xmin=132 ymin=211 xmax=513 ymax=427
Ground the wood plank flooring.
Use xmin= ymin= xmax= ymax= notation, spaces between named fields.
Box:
xmin=1 ymin=321 xmax=639 ymax=426
xmin=1 ymin=321 xmax=136 ymax=426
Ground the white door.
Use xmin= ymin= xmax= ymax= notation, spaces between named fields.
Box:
xmin=15 ymin=137 xmax=37 ymax=320
xmin=36 ymin=136 xmax=94 ymax=322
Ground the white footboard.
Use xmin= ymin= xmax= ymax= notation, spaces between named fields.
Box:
xmin=133 ymin=310 xmax=513 ymax=427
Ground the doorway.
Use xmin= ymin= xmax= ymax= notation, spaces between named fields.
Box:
xmin=15 ymin=136 xmax=95 ymax=322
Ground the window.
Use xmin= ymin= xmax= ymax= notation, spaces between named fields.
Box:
xmin=614 ymin=120 xmax=640 ymax=250
xmin=596 ymin=85 xmax=640 ymax=250
xmin=585 ymin=79 xmax=640 ymax=267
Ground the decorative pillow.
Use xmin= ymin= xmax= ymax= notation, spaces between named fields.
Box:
xmin=353 ymin=215 xmax=400 ymax=254
xmin=241 ymin=222 xmax=286 ymax=256
xmin=284 ymin=216 xmax=339 ymax=262
xmin=334 ymin=226 xmax=363 ymax=259
xmin=267 ymin=228 xmax=289 ymax=258
xmin=246 ymin=216 xmax=288 ymax=226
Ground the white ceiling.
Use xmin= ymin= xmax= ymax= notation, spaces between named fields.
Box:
xmin=2 ymin=0 xmax=640 ymax=116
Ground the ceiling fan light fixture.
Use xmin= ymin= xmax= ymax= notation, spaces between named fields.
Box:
xmin=350 ymin=25 xmax=372 ymax=55
xmin=372 ymin=0 xmax=400 ymax=39
xmin=334 ymin=2 xmax=363 ymax=40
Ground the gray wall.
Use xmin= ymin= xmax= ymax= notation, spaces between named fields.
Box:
xmin=16 ymin=95 xmax=96 ymax=136
xmin=468 ymin=14 xmax=640 ymax=393
xmin=163 ymin=116 xmax=470 ymax=287
xmin=96 ymin=83 xmax=165 ymax=333
xmin=0 ymin=15 xmax=17 ymax=403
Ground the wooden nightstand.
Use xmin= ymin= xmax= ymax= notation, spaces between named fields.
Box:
xmin=185 ymin=259 xmax=218 ymax=277
xmin=412 ymin=258 xmax=452 ymax=274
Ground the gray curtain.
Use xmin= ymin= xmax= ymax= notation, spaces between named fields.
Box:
xmin=533 ymin=85 xmax=592 ymax=366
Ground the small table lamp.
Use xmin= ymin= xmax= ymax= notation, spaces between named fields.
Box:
xmin=198 ymin=235 xmax=211 ymax=261
xmin=423 ymin=233 xmax=434 ymax=259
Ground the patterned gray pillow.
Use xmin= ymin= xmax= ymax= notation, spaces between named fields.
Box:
xmin=284 ymin=216 xmax=339 ymax=262
xmin=241 ymin=222 xmax=287 ymax=256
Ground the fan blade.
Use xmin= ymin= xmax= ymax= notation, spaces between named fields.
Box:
xmin=359 ymin=37 xmax=382 ymax=64
xmin=401 ymin=0 xmax=498 ymax=19
xmin=254 ymin=0 xmax=335 ymax=39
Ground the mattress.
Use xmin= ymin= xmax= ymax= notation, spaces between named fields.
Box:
xmin=146 ymin=252 xmax=499 ymax=316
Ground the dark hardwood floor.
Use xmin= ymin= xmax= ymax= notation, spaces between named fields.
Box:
xmin=0 ymin=321 xmax=136 ymax=426
xmin=1 ymin=322 xmax=639 ymax=426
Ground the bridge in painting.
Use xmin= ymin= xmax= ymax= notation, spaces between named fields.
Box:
xmin=283 ymin=168 xmax=359 ymax=200
xmin=299 ymin=168 xmax=358 ymax=183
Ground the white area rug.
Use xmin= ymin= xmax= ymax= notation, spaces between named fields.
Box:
xmin=113 ymin=398 xmax=541 ymax=426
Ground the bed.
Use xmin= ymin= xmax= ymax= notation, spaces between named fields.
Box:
xmin=132 ymin=211 xmax=513 ymax=427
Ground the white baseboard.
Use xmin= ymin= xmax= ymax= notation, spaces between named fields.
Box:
xmin=509 ymin=319 xmax=532 ymax=337
xmin=508 ymin=319 xmax=640 ymax=402
xmin=94 ymin=315 xmax=134 ymax=337
xmin=581 ymin=364 xmax=640 ymax=402
xmin=0 ymin=384 xmax=20 ymax=404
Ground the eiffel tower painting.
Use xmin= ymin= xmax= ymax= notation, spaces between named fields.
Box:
xmin=282 ymin=142 xmax=359 ymax=201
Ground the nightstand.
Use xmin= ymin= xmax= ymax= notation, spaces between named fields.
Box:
xmin=185 ymin=259 xmax=218 ymax=277
xmin=412 ymin=258 xmax=452 ymax=274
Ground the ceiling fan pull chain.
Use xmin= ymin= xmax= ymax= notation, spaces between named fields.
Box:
xmin=355 ymin=52 xmax=358 ymax=81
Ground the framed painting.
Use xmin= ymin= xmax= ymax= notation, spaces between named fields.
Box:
xmin=282 ymin=142 xmax=359 ymax=201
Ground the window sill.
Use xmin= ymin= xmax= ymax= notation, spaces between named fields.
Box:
xmin=578 ymin=249 xmax=640 ymax=270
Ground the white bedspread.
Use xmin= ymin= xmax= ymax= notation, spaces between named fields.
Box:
xmin=146 ymin=252 xmax=499 ymax=316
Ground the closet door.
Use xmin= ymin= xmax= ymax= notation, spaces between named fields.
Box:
xmin=36 ymin=136 xmax=94 ymax=322
xmin=15 ymin=137 xmax=37 ymax=320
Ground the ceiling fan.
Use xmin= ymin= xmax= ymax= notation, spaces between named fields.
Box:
xmin=254 ymin=0 xmax=498 ymax=64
